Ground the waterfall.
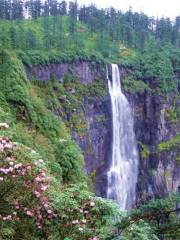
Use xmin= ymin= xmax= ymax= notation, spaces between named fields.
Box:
xmin=107 ymin=64 xmax=139 ymax=211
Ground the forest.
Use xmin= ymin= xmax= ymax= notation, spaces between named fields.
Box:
xmin=0 ymin=0 xmax=180 ymax=239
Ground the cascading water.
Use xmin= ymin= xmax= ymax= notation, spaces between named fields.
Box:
xmin=107 ymin=64 xmax=139 ymax=211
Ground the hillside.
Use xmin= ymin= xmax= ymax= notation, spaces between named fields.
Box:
xmin=0 ymin=0 xmax=180 ymax=239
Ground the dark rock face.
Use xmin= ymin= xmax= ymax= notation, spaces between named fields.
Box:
xmin=25 ymin=62 xmax=180 ymax=204
xmin=25 ymin=61 xmax=105 ymax=84
xmin=125 ymin=89 xmax=180 ymax=204
xmin=25 ymin=61 xmax=112 ymax=197
xmin=72 ymin=95 xmax=112 ymax=196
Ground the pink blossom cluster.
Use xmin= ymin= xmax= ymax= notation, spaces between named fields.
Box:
xmin=0 ymin=136 xmax=13 ymax=152
xmin=0 ymin=131 xmax=54 ymax=230
xmin=88 ymin=237 xmax=99 ymax=240
xmin=0 ymin=123 xmax=9 ymax=129
xmin=0 ymin=212 xmax=19 ymax=221
xmin=67 ymin=200 xmax=96 ymax=234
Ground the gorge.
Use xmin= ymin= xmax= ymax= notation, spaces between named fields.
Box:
xmin=26 ymin=60 xmax=180 ymax=205
xmin=0 ymin=1 xmax=180 ymax=237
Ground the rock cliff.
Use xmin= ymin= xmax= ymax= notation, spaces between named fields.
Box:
xmin=25 ymin=61 xmax=180 ymax=204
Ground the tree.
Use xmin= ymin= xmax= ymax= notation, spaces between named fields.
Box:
xmin=26 ymin=0 xmax=42 ymax=19
xmin=59 ymin=0 xmax=67 ymax=15
xmin=69 ymin=1 xmax=78 ymax=34
xmin=0 ymin=0 xmax=6 ymax=19
xmin=11 ymin=0 xmax=24 ymax=20
xmin=26 ymin=29 xmax=36 ymax=49
xmin=4 ymin=0 xmax=11 ymax=20
xmin=49 ymin=0 xmax=58 ymax=16
xmin=43 ymin=0 xmax=50 ymax=16
xmin=9 ymin=26 xmax=17 ymax=48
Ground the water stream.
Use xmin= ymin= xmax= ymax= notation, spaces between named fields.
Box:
xmin=107 ymin=64 xmax=139 ymax=211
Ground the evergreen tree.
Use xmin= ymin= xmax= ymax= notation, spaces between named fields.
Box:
xmin=0 ymin=0 xmax=6 ymax=19
xmin=49 ymin=0 xmax=58 ymax=16
xmin=9 ymin=26 xmax=17 ymax=48
xmin=4 ymin=0 xmax=11 ymax=20
xmin=59 ymin=0 xmax=67 ymax=15
xmin=26 ymin=0 xmax=41 ymax=19
xmin=69 ymin=1 xmax=78 ymax=34
xmin=26 ymin=29 xmax=36 ymax=49
xmin=11 ymin=0 xmax=24 ymax=19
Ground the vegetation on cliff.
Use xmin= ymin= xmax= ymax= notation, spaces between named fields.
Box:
xmin=0 ymin=0 xmax=180 ymax=93
xmin=0 ymin=47 xmax=119 ymax=239
xmin=0 ymin=1 xmax=180 ymax=239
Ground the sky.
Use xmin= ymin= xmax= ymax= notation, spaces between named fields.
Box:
xmin=76 ymin=0 xmax=180 ymax=19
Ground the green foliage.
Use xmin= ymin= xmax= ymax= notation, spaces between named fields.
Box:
xmin=48 ymin=183 xmax=119 ymax=240
xmin=54 ymin=139 xmax=84 ymax=182
xmin=115 ymin=195 xmax=180 ymax=240
xmin=40 ymin=73 xmax=106 ymax=137
xmin=141 ymin=47 xmax=176 ymax=91
xmin=0 ymin=49 xmax=84 ymax=184
xmin=0 ymin=125 xmax=119 ymax=240
xmin=123 ymin=77 xmax=150 ymax=94
xmin=120 ymin=220 xmax=158 ymax=240
xmin=165 ymin=108 xmax=178 ymax=124
xmin=0 ymin=48 xmax=29 ymax=104
xmin=0 ymin=10 xmax=179 ymax=92
xmin=0 ymin=3 xmax=179 ymax=239
xmin=139 ymin=143 xmax=150 ymax=159
xmin=0 ymin=50 xmax=119 ymax=238
xmin=158 ymin=135 xmax=180 ymax=152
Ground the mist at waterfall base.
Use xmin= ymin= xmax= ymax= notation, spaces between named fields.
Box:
xmin=107 ymin=64 xmax=139 ymax=211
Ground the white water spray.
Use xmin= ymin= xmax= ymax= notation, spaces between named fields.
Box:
xmin=107 ymin=64 xmax=139 ymax=211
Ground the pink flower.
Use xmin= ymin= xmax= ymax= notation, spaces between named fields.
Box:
xmin=0 ymin=177 xmax=4 ymax=181
xmin=9 ymin=167 xmax=14 ymax=172
xmin=26 ymin=165 xmax=32 ymax=171
xmin=47 ymin=209 xmax=52 ymax=214
xmin=82 ymin=219 xmax=87 ymax=224
xmin=0 ymin=144 xmax=4 ymax=152
xmin=35 ymin=176 xmax=42 ymax=182
xmin=6 ymin=157 xmax=14 ymax=162
xmin=14 ymin=163 xmax=22 ymax=169
xmin=34 ymin=190 xmax=41 ymax=198
xmin=38 ymin=159 xmax=44 ymax=164
xmin=89 ymin=237 xmax=99 ymax=240
xmin=44 ymin=203 xmax=49 ymax=208
xmin=4 ymin=143 xmax=13 ymax=149
xmin=41 ymin=185 xmax=48 ymax=191
xmin=40 ymin=172 xmax=46 ymax=177
xmin=26 ymin=211 xmax=33 ymax=217
xmin=3 ymin=215 xmax=12 ymax=221
xmin=9 ymin=161 xmax=14 ymax=166
xmin=72 ymin=220 xmax=79 ymax=224
xmin=0 ymin=123 xmax=9 ymax=129
xmin=22 ymin=171 xmax=26 ymax=176
xmin=0 ymin=168 xmax=9 ymax=174
xmin=90 ymin=201 xmax=95 ymax=207
xmin=37 ymin=214 xmax=42 ymax=219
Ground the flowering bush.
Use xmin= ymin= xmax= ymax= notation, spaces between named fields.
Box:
xmin=0 ymin=123 xmax=55 ymax=237
xmin=49 ymin=184 xmax=119 ymax=240
xmin=0 ymin=123 xmax=119 ymax=239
